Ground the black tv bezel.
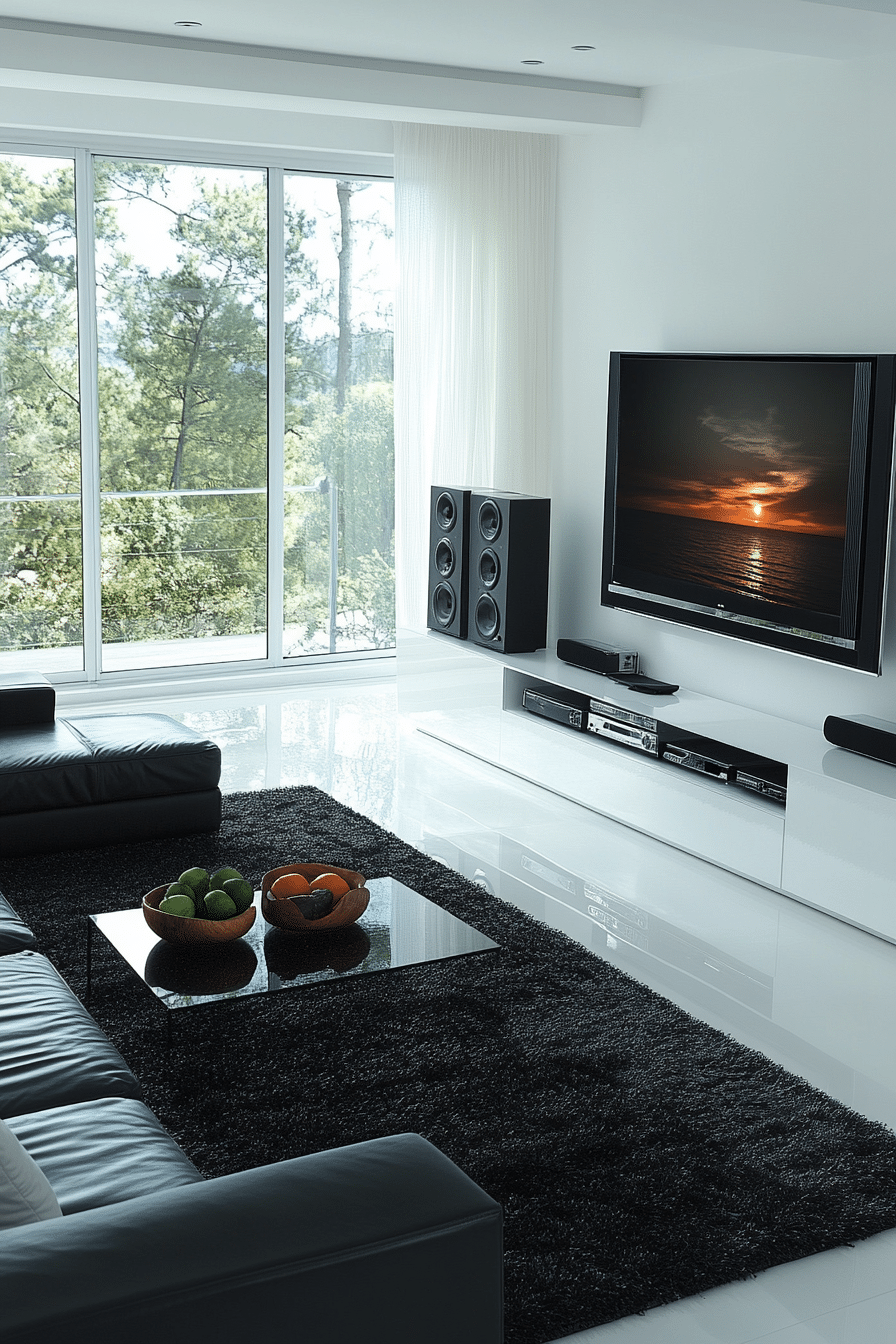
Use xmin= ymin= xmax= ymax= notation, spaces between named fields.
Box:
xmin=602 ymin=352 xmax=896 ymax=673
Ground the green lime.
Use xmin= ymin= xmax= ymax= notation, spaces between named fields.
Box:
xmin=165 ymin=881 xmax=194 ymax=899
xmin=204 ymin=889 xmax=237 ymax=920
xmin=222 ymin=877 xmax=253 ymax=913
xmin=210 ymin=866 xmax=242 ymax=889
xmin=159 ymin=894 xmax=195 ymax=918
xmin=179 ymin=867 xmax=210 ymax=899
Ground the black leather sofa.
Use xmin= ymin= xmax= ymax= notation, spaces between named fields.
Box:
xmin=0 ymin=675 xmax=222 ymax=856
xmin=0 ymin=892 xmax=504 ymax=1343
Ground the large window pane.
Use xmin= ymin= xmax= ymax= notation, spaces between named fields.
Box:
xmin=95 ymin=160 xmax=268 ymax=671
xmin=0 ymin=153 xmax=82 ymax=674
xmin=283 ymin=176 xmax=394 ymax=656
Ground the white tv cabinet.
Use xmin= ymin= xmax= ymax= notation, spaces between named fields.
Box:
xmin=399 ymin=632 xmax=896 ymax=945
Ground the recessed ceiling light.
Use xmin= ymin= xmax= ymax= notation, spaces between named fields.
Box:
xmin=174 ymin=19 xmax=202 ymax=27
xmin=521 ymin=59 xmax=544 ymax=66
xmin=572 ymin=45 xmax=595 ymax=51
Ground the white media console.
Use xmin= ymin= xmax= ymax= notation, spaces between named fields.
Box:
xmin=399 ymin=631 xmax=896 ymax=945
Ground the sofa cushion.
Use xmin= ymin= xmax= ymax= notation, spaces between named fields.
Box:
xmin=0 ymin=674 xmax=55 ymax=728
xmin=0 ymin=891 xmax=36 ymax=956
xmin=0 ymin=1116 xmax=62 ymax=1229
xmin=7 ymin=1097 xmax=203 ymax=1214
xmin=0 ymin=951 xmax=142 ymax=1118
xmin=0 ymin=721 xmax=95 ymax=813
xmin=65 ymin=714 xmax=222 ymax=802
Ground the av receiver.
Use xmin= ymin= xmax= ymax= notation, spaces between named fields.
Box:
xmin=586 ymin=696 xmax=659 ymax=756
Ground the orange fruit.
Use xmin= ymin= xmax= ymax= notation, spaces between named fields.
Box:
xmin=270 ymin=872 xmax=312 ymax=900
xmin=310 ymin=872 xmax=350 ymax=898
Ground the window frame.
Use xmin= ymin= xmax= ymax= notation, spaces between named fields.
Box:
xmin=0 ymin=134 xmax=395 ymax=688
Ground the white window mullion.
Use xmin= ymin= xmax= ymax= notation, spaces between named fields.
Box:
xmin=267 ymin=166 xmax=286 ymax=666
xmin=74 ymin=148 xmax=102 ymax=682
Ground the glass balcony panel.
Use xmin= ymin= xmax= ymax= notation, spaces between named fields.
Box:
xmin=0 ymin=498 xmax=84 ymax=674
xmin=99 ymin=489 xmax=267 ymax=671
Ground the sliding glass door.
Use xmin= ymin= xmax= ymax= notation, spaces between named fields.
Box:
xmin=95 ymin=160 xmax=269 ymax=670
xmin=0 ymin=152 xmax=84 ymax=673
xmin=282 ymin=173 xmax=394 ymax=656
xmin=0 ymin=147 xmax=394 ymax=680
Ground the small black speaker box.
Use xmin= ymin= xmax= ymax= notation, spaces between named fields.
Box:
xmin=467 ymin=491 xmax=550 ymax=654
xmin=823 ymin=714 xmax=896 ymax=766
xmin=427 ymin=486 xmax=471 ymax=638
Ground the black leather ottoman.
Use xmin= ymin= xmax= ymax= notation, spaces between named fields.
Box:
xmin=0 ymin=677 xmax=222 ymax=856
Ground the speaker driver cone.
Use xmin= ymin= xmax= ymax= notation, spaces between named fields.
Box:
xmin=432 ymin=582 xmax=456 ymax=627
xmin=475 ymin=594 xmax=500 ymax=640
xmin=478 ymin=498 xmax=501 ymax=541
xmin=479 ymin=547 xmax=500 ymax=589
xmin=435 ymin=538 xmax=455 ymax=577
xmin=436 ymin=492 xmax=457 ymax=531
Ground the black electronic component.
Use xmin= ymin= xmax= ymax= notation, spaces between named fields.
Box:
xmin=557 ymin=637 xmax=639 ymax=676
xmin=523 ymin=689 xmax=585 ymax=730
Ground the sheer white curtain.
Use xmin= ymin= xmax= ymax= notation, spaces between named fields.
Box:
xmin=393 ymin=124 xmax=558 ymax=629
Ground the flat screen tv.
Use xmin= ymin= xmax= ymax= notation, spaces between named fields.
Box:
xmin=602 ymin=352 xmax=896 ymax=672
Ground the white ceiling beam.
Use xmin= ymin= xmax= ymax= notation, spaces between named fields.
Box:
xmin=0 ymin=22 xmax=641 ymax=133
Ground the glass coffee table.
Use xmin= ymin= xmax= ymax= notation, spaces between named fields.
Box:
xmin=87 ymin=877 xmax=498 ymax=1027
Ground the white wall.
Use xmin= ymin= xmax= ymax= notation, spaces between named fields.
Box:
xmin=554 ymin=55 xmax=896 ymax=728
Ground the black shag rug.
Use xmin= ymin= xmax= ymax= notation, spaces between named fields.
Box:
xmin=3 ymin=784 xmax=896 ymax=1344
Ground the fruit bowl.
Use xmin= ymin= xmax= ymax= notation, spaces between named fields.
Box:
xmin=143 ymin=885 xmax=257 ymax=945
xmin=260 ymin=863 xmax=369 ymax=934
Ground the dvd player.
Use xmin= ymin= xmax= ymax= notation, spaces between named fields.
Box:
xmin=522 ymin=688 xmax=585 ymax=730
xmin=658 ymin=728 xmax=787 ymax=802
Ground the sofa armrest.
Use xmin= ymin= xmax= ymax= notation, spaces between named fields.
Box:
xmin=0 ymin=1133 xmax=503 ymax=1344
xmin=0 ymin=675 xmax=55 ymax=728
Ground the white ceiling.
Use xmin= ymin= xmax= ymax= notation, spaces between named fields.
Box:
xmin=4 ymin=0 xmax=896 ymax=90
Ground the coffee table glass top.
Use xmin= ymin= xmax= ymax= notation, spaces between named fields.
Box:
xmin=89 ymin=877 xmax=499 ymax=1011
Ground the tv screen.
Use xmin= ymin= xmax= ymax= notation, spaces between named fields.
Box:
xmin=602 ymin=353 xmax=896 ymax=672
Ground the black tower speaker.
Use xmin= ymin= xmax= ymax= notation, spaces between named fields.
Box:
xmin=468 ymin=491 xmax=551 ymax=653
xmin=427 ymin=486 xmax=471 ymax=638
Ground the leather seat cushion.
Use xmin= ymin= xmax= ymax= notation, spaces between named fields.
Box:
xmin=7 ymin=1097 xmax=204 ymax=1214
xmin=64 ymin=714 xmax=222 ymax=803
xmin=0 ymin=891 xmax=36 ymax=956
xmin=0 ymin=713 xmax=221 ymax=816
xmin=0 ymin=722 xmax=95 ymax=813
xmin=0 ymin=952 xmax=142 ymax=1119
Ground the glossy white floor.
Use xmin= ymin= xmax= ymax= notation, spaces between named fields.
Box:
xmin=62 ymin=673 xmax=896 ymax=1344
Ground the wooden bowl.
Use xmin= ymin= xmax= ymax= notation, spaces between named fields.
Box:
xmin=260 ymin=863 xmax=369 ymax=934
xmin=142 ymin=885 xmax=257 ymax=945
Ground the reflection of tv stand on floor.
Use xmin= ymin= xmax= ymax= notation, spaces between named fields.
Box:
xmin=400 ymin=632 xmax=896 ymax=946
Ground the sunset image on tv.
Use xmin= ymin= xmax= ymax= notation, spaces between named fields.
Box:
xmin=613 ymin=358 xmax=859 ymax=617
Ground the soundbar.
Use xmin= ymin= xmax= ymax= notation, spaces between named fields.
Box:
xmin=824 ymin=714 xmax=896 ymax=766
